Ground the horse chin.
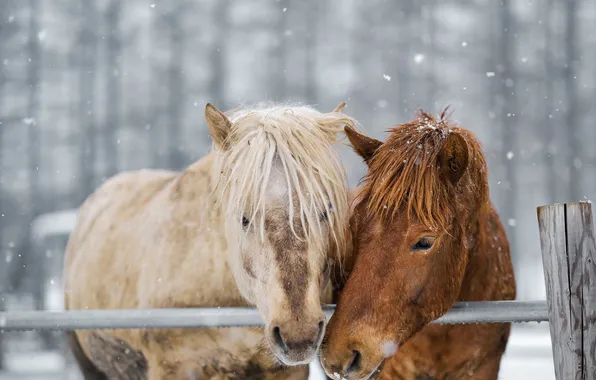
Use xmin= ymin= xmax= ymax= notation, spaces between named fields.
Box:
xmin=322 ymin=357 xmax=385 ymax=380
xmin=363 ymin=358 xmax=386 ymax=380
xmin=269 ymin=345 xmax=318 ymax=367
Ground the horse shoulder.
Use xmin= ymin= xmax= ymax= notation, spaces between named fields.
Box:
xmin=64 ymin=170 xmax=179 ymax=311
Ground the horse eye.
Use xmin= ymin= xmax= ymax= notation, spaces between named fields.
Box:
xmin=412 ymin=237 xmax=434 ymax=251
xmin=321 ymin=211 xmax=329 ymax=222
xmin=242 ymin=216 xmax=249 ymax=228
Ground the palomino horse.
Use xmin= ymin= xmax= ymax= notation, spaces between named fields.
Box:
xmin=63 ymin=102 xmax=357 ymax=379
xmin=321 ymin=110 xmax=516 ymax=380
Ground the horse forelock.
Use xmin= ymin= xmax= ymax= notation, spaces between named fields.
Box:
xmin=360 ymin=108 xmax=489 ymax=232
xmin=213 ymin=104 xmax=354 ymax=258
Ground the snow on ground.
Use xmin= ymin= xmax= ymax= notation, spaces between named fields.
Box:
xmin=497 ymin=323 xmax=555 ymax=380
xmin=4 ymin=352 xmax=64 ymax=373
xmin=0 ymin=350 xmax=79 ymax=380
xmin=0 ymin=324 xmax=554 ymax=379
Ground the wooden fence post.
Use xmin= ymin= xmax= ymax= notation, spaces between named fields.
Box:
xmin=537 ymin=201 xmax=596 ymax=380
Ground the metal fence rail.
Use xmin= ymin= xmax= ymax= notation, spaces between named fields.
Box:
xmin=0 ymin=300 xmax=548 ymax=332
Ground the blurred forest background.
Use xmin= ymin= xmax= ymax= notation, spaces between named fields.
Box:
xmin=1 ymin=0 xmax=596 ymax=323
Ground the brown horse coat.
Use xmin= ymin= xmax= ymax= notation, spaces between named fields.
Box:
xmin=321 ymin=110 xmax=516 ymax=380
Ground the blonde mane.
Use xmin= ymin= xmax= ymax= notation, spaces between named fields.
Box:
xmin=213 ymin=103 xmax=355 ymax=257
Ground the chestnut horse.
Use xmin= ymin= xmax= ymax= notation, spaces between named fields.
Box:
xmin=321 ymin=110 xmax=516 ymax=380
xmin=63 ymin=102 xmax=356 ymax=379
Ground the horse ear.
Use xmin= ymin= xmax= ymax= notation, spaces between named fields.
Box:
xmin=332 ymin=102 xmax=346 ymax=113
xmin=205 ymin=103 xmax=232 ymax=149
xmin=344 ymin=126 xmax=383 ymax=165
xmin=438 ymin=132 xmax=469 ymax=185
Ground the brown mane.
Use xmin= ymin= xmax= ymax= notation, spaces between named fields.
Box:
xmin=359 ymin=108 xmax=489 ymax=232
xmin=322 ymin=108 xmax=515 ymax=380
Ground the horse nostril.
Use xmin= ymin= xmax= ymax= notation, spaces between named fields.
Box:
xmin=272 ymin=326 xmax=288 ymax=353
xmin=345 ymin=350 xmax=362 ymax=374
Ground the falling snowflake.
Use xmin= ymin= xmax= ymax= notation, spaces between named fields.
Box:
xmin=508 ymin=219 xmax=516 ymax=227
xmin=381 ymin=341 xmax=399 ymax=357
xmin=461 ymin=41 xmax=468 ymax=47
xmin=573 ymin=158 xmax=582 ymax=169
xmin=22 ymin=117 xmax=36 ymax=126
xmin=376 ymin=99 xmax=388 ymax=108
xmin=282 ymin=7 xmax=287 ymax=12
xmin=383 ymin=74 xmax=391 ymax=81
xmin=486 ymin=72 xmax=495 ymax=77
xmin=414 ymin=54 xmax=425 ymax=64
xmin=506 ymin=151 xmax=514 ymax=160
xmin=150 ymin=4 xmax=155 ymax=8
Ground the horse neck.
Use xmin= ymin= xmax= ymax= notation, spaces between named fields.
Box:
xmin=330 ymin=187 xmax=362 ymax=297
xmin=457 ymin=201 xmax=511 ymax=302
xmin=164 ymin=152 xmax=247 ymax=306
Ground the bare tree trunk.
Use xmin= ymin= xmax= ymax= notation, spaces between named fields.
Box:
xmin=26 ymin=0 xmax=41 ymax=303
xmin=208 ymin=0 xmax=229 ymax=108
xmin=167 ymin=4 xmax=185 ymax=170
xmin=78 ymin=0 xmax=98 ymax=202
xmin=424 ymin=0 xmax=437 ymax=110
xmin=147 ymin=10 xmax=162 ymax=169
xmin=397 ymin=0 xmax=412 ymax=120
xmin=347 ymin=2 xmax=375 ymax=117
xmin=542 ymin=0 xmax=557 ymax=203
xmin=269 ymin=0 xmax=288 ymax=101
xmin=0 ymin=1 xmax=6 ymax=254
xmin=27 ymin=0 xmax=41 ymax=218
xmin=0 ymin=2 xmax=6 ymax=369
xmin=498 ymin=0 xmax=518 ymax=263
xmin=26 ymin=0 xmax=49 ymax=349
xmin=104 ymin=0 xmax=121 ymax=179
xmin=565 ymin=0 xmax=579 ymax=201
xmin=304 ymin=0 xmax=318 ymax=105
xmin=68 ymin=39 xmax=79 ymax=206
